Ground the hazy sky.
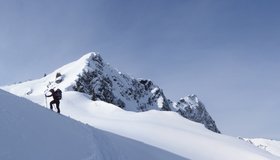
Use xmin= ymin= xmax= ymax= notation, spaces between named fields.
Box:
xmin=1 ymin=0 xmax=280 ymax=139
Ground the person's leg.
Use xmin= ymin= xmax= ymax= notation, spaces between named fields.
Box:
xmin=50 ymin=100 xmax=55 ymax=110
xmin=55 ymin=101 xmax=60 ymax=113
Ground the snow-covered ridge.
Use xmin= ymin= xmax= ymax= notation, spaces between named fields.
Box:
xmin=73 ymin=52 xmax=220 ymax=133
xmin=3 ymin=52 xmax=219 ymax=133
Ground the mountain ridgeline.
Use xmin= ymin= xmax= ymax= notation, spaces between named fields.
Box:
xmin=72 ymin=53 xmax=220 ymax=133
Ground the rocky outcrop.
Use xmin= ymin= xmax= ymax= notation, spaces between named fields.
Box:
xmin=176 ymin=95 xmax=220 ymax=133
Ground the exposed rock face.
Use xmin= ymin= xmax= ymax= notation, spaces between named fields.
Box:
xmin=73 ymin=53 xmax=171 ymax=112
xmin=73 ymin=53 xmax=220 ymax=133
xmin=176 ymin=95 xmax=220 ymax=133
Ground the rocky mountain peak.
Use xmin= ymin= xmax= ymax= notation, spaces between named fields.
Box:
xmin=73 ymin=53 xmax=220 ymax=133
xmin=88 ymin=52 xmax=104 ymax=66
xmin=177 ymin=95 xmax=220 ymax=133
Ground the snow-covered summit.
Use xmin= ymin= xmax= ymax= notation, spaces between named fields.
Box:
xmin=72 ymin=52 xmax=171 ymax=111
xmin=3 ymin=52 xmax=219 ymax=133
xmin=1 ymin=52 xmax=280 ymax=159
xmin=72 ymin=53 xmax=220 ymax=132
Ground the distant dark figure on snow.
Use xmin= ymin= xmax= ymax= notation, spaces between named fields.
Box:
xmin=45 ymin=88 xmax=62 ymax=113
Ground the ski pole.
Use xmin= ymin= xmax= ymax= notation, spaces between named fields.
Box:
xmin=45 ymin=95 xmax=48 ymax=108
xmin=44 ymin=89 xmax=48 ymax=108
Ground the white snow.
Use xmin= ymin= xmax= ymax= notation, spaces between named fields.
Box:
xmin=157 ymin=96 xmax=164 ymax=108
xmin=1 ymin=52 xmax=280 ymax=160
xmin=151 ymin=88 xmax=159 ymax=94
xmin=0 ymin=89 xmax=186 ymax=160
xmin=244 ymin=138 xmax=280 ymax=157
xmin=2 ymin=89 xmax=279 ymax=160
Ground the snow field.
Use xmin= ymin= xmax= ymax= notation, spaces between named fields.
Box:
xmin=0 ymin=90 xmax=186 ymax=160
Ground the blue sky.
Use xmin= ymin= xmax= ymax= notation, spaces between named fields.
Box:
xmin=1 ymin=0 xmax=280 ymax=139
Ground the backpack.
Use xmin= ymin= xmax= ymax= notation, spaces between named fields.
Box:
xmin=54 ymin=89 xmax=62 ymax=100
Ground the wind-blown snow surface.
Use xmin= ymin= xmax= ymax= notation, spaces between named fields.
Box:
xmin=1 ymin=87 xmax=279 ymax=159
xmin=0 ymin=90 xmax=186 ymax=160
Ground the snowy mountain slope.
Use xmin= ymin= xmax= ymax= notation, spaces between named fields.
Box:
xmin=0 ymin=89 xmax=186 ymax=160
xmin=2 ymin=52 xmax=280 ymax=159
xmin=1 ymin=86 xmax=279 ymax=160
xmin=59 ymin=93 xmax=279 ymax=160
xmin=3 ymin=52 xmax=219 ymax=133
xmin=242 ymin=138 xmax=280 ymax=157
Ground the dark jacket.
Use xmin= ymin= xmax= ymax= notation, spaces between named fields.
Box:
xmin=46 ymin=89 xmax=59 ymax=101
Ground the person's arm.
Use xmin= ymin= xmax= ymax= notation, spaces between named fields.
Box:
xmin=45 ymin=92 xmax=52 ymax=97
